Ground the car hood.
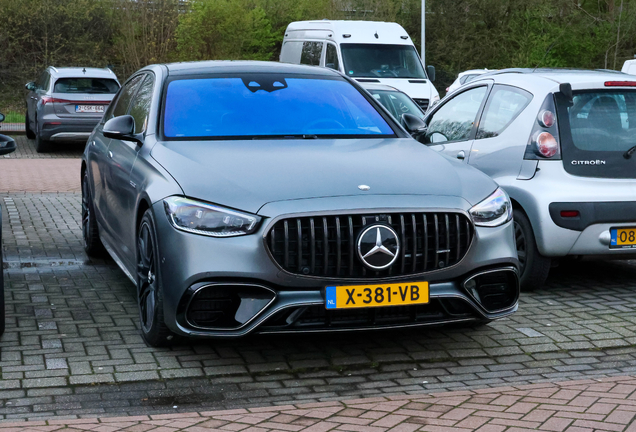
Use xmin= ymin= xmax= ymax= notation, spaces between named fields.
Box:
xmin=151 ymin=138 xmax=497 ymax=215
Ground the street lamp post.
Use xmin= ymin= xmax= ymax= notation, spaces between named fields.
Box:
xmin=421 ymin=0 xmax=425 ymax=66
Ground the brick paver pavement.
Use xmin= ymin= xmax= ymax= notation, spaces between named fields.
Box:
xmin=0 ymin=159 xmax=81 ymax=193
xmin=2 ymin=136 xmax=84 ymax=159
xmin=5 ymin=376 xmax=636 ymax=431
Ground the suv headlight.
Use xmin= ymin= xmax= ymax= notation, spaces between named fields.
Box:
xmin=163 ymin=197 xmax=261 ymax=237
xmin=469 ymin=188 xmax=512 ymax=227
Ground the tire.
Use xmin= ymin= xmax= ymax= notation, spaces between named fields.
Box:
xmin=514 ymin=209 xmax=551 ymax=291
xmin=137 ymin=210 xmax=173 ymax=347
xmin=34 ymin=119 xmax=50 ymax=153
xmin=81 ymin=171 xmax=104 ymax=257
xmin=25 ymin=111 xmax=35 ymax=139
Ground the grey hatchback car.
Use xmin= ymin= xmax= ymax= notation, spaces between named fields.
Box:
xmin=81 ymin=61 xmax=519 ymax=346
xmin=25 ymin=67 xmax=120 ymax=152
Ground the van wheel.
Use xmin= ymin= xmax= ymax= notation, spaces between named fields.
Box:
xmin=25 ymin=111 xmax=35 ymax=139
xmin=514 ymin=210 xmax=551 ymax=291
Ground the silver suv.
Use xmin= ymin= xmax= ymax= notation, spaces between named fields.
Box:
xmin=25 ymin=67 xmax=120 ymax=152
xmin=420 ymin=69 xmax=636 ymax=291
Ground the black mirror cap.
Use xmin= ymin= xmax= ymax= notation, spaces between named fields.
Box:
xmin=0 ymin=134 xmax=17 ymax=156
xmin=103 ymin=115 xmax=143 ymax=145
xmin=0 ymin=113 xmax=4 ymax=123
xmin=427 ymin=65 xmax=436 ymax=82
xmin=401 ymin=113 xmax=427 ymax=142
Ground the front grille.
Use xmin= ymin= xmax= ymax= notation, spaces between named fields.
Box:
xmin=265 ymin=212 xmax=473 ymax=278
xmin=414 ymin=98 xmax=430 ymax=111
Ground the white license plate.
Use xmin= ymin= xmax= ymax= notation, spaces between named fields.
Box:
xmin=75 ymin=105 xmax=105 ymax=113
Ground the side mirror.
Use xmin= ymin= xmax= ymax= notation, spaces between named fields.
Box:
xmin=427 ymin=65 xmax=436 ymax=82
xmin=0 ymin=113 xmax=4 ymax=123
xmin=0 ymin=131 xmax=17 ymax=156
xmin=25 ymin=82 xmax=36 ymax=91
xmin=401 ymin=113 xmax=427 ymax=142
xmin=103 ymin=115 xmax=142 ymax=145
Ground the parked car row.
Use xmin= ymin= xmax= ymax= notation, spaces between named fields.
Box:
xmin=14 ymin=19 xmax=636 ymax=347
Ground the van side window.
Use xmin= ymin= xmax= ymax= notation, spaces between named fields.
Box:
xmin=300 ymin=42 xmax=323 ymax=66
xmin=325 ymin=44 xmax=339 ymax=71
xmin=280 ymin=41 xmax=303 ymax=64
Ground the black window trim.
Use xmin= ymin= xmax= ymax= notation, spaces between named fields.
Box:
xmin=423 ymin=81 xmax=493 ymax=145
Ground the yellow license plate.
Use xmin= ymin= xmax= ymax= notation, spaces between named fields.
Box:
xmin=611 ymin=227 xmax=636 ymax=248
xmin=325 ymin=282 xmax=429 ymax=309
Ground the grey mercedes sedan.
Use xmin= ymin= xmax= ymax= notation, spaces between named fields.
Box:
xmin=81 ymin=61 xmax=519 ymax=346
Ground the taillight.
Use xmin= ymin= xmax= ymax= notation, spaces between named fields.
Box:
xmin=605 ymin=81 xmax=636 ymax=87
xmin=538 ymin=110 xmax=555 ymax=128
xmin=524 ymin=93 xmax=561 ymax=160
xmin=40 ymin=97 xmax=71 ymax=105
xmin=534 ymin=132 xmax=558 ymax=157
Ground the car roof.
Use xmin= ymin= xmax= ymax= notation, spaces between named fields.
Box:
xmin=470 ymin=68 xmax=633 ymax=91
xmin=163 ymin=60 xmax=343 ymax=77
xmin=47 ymin=67 xmax=116 ymax=79
xmin=458 ymin=69 xmax=490 ymax=77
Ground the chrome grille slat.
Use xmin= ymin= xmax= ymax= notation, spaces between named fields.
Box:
xmin=267 ymin=212 xmax=472 ymax=278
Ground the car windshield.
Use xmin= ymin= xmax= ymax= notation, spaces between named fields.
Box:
xmin=566 ymin=90 xmax=636 ymax=152
xmin=367 ymin=89 xmax=424 ymax=121
xmin=53 ymin=78 xmax=119 ymax=94
xmin=163 ymin=75 xmax=395 ymax=139
xmin=340 ymin=44 xmax=426 ymax=79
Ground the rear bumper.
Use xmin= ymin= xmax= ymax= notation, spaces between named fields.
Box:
xmin=40 ymin=120 xmax=98 ymax=141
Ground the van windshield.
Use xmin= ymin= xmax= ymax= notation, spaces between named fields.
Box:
xmin=341 ymin=44 xmax=427 ymax=79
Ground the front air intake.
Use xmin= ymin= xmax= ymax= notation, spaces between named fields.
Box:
xmin=463 ymin=269 xmax=519 ymax=313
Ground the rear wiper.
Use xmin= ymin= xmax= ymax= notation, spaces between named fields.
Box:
xmin=623 ymin=145 xmax=636 ymax=159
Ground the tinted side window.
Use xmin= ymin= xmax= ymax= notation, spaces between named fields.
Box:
xmin=129 ymin=75 xmax=154 ymax=134
xmin=37 ymin=72 xmax=49 ymax=90
xmin=326 ymin=43 xmax=339 ymax=71
xmin=300 ymin=42 xmax=323 ymax=66
xmin=112 ymin=75 xmax=144 ymax=119
xmin=476 ymin=85 xmax=532 ymax=139
xmin=426 ymin=86 xmax=488 ymax=142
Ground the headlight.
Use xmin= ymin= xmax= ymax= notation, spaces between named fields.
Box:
xmin=469 ymin=188 xmax=512 ymax=227
xmin=163 ymin=197 xmax=261 ymax=237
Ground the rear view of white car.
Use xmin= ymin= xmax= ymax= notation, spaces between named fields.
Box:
xmin=418 ymin=68 xmax=636 ymax=291
xmin=280 ymin=20 xmax=439 ymax=112
xmin=446 ymin=69 xmax=491 ymax=94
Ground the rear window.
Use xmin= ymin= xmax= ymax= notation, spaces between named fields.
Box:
xmin=53 ymin=78 xmax=119 ymax=94
xmin=163 ymin=74 xmax=395 ymax=139
xmin=557 ymin=90 xmax=636 ymax=178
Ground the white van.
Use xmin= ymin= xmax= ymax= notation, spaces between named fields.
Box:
xmin=280 ymin=20 xmax=440 ymax=111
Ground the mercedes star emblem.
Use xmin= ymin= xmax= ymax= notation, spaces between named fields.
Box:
xmin=357 ymin=224 xmax=400 ymax=270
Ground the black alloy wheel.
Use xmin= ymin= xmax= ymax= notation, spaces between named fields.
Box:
xmin=513 ymin=209 xmax=551 ymax=291
xmin=137 ymin=210 xmax=172 ymax=346
xmin=25 ymin=111 xmax=35 ymax=139
xmin=81 ymin=172 xmax=104 ymax=256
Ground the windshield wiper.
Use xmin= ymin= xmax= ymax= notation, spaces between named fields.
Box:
xmin=251 ymin=134 xmax=318 ymax=140
xmin=623 ymin=145 xmax=636 ymax=159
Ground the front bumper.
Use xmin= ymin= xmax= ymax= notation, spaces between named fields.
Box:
xmin=152 ymin=201 xmax=519 ymax=338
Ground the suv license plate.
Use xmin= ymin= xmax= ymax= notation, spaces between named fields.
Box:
xmin=610 ymin=227 xmax=636 ymax=249
xmin=325 ymin=282 xmax=429 ymax=309
xmin=76 ymin=105 xmax=104 ymax=113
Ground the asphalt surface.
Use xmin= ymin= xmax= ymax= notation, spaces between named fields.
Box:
xmin=3 ymin=136 xmax=636 ymax=425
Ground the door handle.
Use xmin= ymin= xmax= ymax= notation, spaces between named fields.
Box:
xmin=30 ymin=97 xmax=37 ymax=100
xmin=456 ymin=150 xmax=466 ymax=160
xmin=108 ymin=151 xmax=113 ymax=158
